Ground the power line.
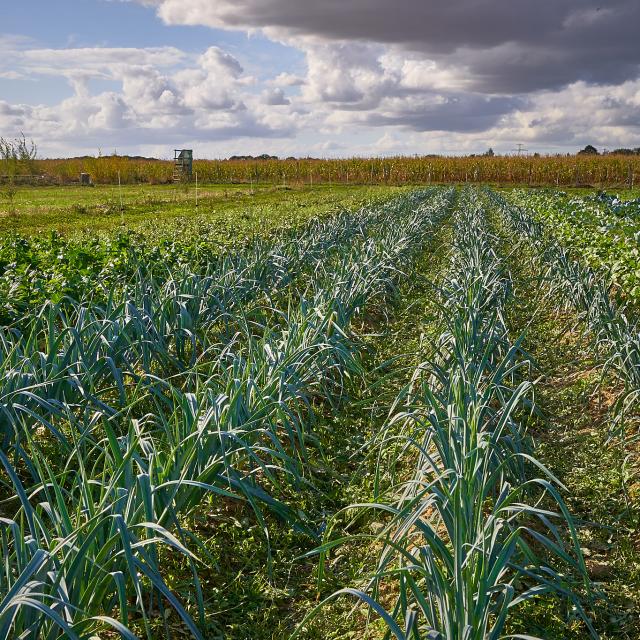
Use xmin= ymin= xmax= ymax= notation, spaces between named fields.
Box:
xmin=512 ymin=143 xmax=528 ymax=156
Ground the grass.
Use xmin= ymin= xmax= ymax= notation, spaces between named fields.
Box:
xmin=0 ymin=183 xmax=404 ymax=235
xmin=0 ymin=185 xmax=406 ymax=326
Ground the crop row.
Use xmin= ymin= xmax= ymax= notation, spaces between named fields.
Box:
xmin=490 ymin=190 xmax=640 ymax=430
xmin=0 ymin=189 xmax=454 ymax=638
xmin=298 ymin=188 xmax=595 ymax=639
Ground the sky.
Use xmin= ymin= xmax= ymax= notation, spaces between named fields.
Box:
xmin=1 ymin=0 xmax=639 ymax=158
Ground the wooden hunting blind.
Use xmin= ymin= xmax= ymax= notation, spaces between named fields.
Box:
xmin=173 ymin=149 xmax=193 ymax=181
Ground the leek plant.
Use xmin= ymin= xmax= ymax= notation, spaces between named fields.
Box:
xmin=297 ymin=189 xmax=595 ymax=639
xmin=0 ymin=195 xmax=415 ymax=454
xmin=488 ymin=189 xmax=640 ymax=433
xmin=0 ymin=189 xmax=453 ymax=638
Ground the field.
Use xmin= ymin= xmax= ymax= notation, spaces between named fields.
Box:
xmin=0 ymin=182 xmax=638 ymax=640
xmin=12 ymin=153 xmax=640 ymax=188
xmin=0 ymin=183 xmax=400 ymax=234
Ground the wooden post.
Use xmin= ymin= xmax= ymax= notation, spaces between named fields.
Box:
xmin=118 ymin=171 xmax=123 ymax=224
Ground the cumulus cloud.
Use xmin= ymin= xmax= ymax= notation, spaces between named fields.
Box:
xmin=198 ymin=46 xmax=243 ymax=77
xmin=272 ymin=72 xmax=305 ymax=87
xmin=495 ymin=79 xmax=640 ymax=147
xmin=2 ymin=0 xmax=640 ymax=156
xmin=262 ymin=87 xmax=290 ymax=105
xmin=0 ymin=42 xmax=296 ymax=154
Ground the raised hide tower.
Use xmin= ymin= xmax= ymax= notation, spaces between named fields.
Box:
xmin=173 ymin=149 xmax=193 ymax=181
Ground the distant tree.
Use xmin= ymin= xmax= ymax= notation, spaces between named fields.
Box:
xmin=0 ymin=134 xmax=38 ymax=175
xmin=228 ymin=154 xmax=278 ymax=161
xmin=0 ymin=134 xmax=38 ymax=215
xmin=483 ymin=148 xmax=495 ymax=157
xmin=578 ymin=144 xmax=599 ymax=155
xmin=611 ymin=147 xmax=640 ymax=155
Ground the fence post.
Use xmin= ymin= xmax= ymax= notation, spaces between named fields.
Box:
xmin=118 ymin=171 xmax=123 ymax=223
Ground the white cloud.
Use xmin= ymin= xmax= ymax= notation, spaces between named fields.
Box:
xmin=2 ymin=1 xmax=640 ymax=157
xmin=0 ymin=41 xmax=296 ymax=155
xmin=19 ymin=46 xmax=185 ymax=78
xmin=272 ymin=72 xmax=304 ymax=87
xmin=262 ymin=87 xmax=290 ymax=105
xmin=198 ymin=46 xmax=243 ymax=77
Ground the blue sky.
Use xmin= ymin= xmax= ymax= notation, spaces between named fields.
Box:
xmin=1 ymin=0 xmax=639 ymax=157
xmin=1 ymin=1 xmax=304 ymax=103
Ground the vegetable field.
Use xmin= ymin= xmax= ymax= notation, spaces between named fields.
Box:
xmin=0 ymin=185 xmax=638 ymax=639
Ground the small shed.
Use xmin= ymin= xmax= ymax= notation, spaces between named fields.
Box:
xmin=173 ymin=149 xmax=193 ymax=181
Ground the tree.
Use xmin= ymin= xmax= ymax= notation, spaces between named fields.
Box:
xmin=0 ymin=134 xmax=38 ymax=215
xmin=483 ymin=148 xmax=495 ymax=157
xmin=577 ymin=144 xmax=599 ymax=155
xmin=611 ymin=147 xmax=640 ymax=155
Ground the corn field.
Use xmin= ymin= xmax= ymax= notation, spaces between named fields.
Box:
xmin=32 ymin=155 xmax=640 ymax=187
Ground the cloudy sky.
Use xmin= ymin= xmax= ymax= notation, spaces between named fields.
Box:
xmin=1 ymin=0 xmax=639 ymax=158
